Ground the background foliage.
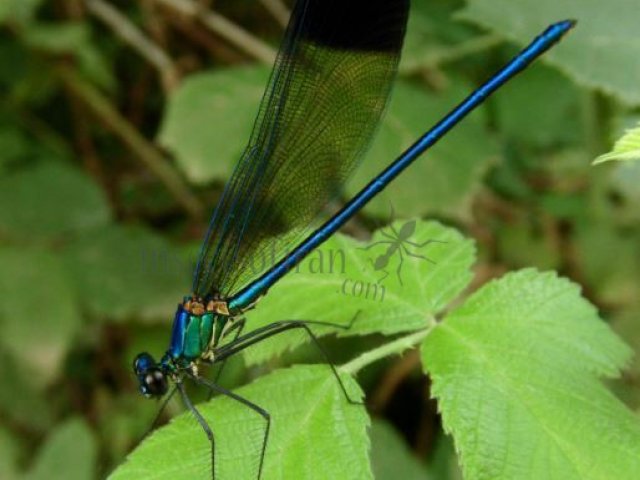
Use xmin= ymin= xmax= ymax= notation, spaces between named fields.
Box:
xmin=1 ymin=0 xmax=639 ymax=479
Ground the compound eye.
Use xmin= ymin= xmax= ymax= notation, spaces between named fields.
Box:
xmin=133 ymin=352 xmax=156 ymax=375
xmin=143 ymin=369 xmax=168 ymax=397
xmin=133 ymin=352 xmax=168 ymax=398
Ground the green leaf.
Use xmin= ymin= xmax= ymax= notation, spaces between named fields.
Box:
xmin=0 ymin=247 xmax=83 ymax=387
xmin=0 ymin=349 xmax=53 ymax=430
xmin=22 ymin=22 xmax=90 ymax=53
xmin=110 ymin=365 xmax=369 ymax=480
xmin=2 ymin=53 xmax=57 ymax=107
xmin=25 ymin=418 xmax=97 ymax=480
xmin=348 ymin=79 xmax=498 ymax=220
xmin=400 ymin=0 xmax=477 ymax=73
xmin=493 ymin=64 xmax=582 ymax=147
xmin=0 ymin=163 xmax=111 ymax=241
xmin=422 ymin=269 xmax=640 ymax=480
xmin=0 ymin=124 xmax=33 ymax=170
xmin=242 ymin=220 xmax=475 ymax=366
xmin=458 ymin=0 xmax=640 ymax=106
xmin=0 ymin=426 xmax=21 ymax=480
xmin=21 ymin=22 xmax=115 ymax=91
xmin=159 ymin=67 xmax=270 ymax=184
xmin=62 ymin=225 xmax=190 ymax=320
xmin=594 ymin=121 xmax=640 ymax=164
xmin=425 ymin=433 xmax=464 ymax=480
xmin=0 ymin=0 xmax=43 ymax=24
xmin=370 ymin=419 xmax=430 ymax=480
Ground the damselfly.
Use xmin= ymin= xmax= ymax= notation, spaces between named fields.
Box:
xmin=132 ymin=1 xmax=574 ymax=478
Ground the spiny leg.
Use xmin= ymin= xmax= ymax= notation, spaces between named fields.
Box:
xmin=189 ymin=373 xmax=270 ymax=480
xmin=177 ymin=381 xmax=216 ymax=479
xmin=214 ymin=315 xmax=363 ymax=406
xmin=220 ymin=317 xmax=246 ymax=342
xmin=207 ymin=318 xmax=247 ymax=400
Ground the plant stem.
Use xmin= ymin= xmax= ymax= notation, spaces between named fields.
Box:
xmin=259 ymin=0 xmax=290 ymax=28
xmin=56 ymin=65 xmax=203 ymax=219
xmin=154 ymin=0 xmax=277 ymax=64
xmin=341 ymin=320 xmax=436 ymax=376
xmin=86 ymin=0 xmax=179 ymax=91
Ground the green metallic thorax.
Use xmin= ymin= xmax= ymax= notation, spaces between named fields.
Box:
xmin=165 ymin=301 xmax=232 ymax=367
xmin=183 ymin=312 xmax=218 ymax=358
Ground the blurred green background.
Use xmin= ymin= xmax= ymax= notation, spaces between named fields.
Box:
xmin=1 ymin=0 xmax=639 ymax=478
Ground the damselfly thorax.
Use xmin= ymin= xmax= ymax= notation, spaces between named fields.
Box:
xmin=133 ymin=295 xmax=241 ymax=397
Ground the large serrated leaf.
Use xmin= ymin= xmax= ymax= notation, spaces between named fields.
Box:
xmin=110 ymin=365 xmax=369 ymax=480
xmin=458 ymin=0 xmax=640 ymax=106
xmin=422 ymin=269 xmax=640 ymax=480
xmin=241 ymin=220 xmax=475 ymax=366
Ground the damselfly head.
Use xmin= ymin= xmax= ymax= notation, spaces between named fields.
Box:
xmin=133 ymin=352 xmax=169 ymax=398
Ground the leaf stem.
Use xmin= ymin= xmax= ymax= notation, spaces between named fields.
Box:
xmin=341 ymin=320 xmax=436 ymax=376
xmin=153 ymin=0 xmax=277 ymax=64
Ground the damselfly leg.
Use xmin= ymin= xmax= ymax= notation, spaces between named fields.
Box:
xmin=182 ymin=374 xmax=271 ymax=480
xmin=207 ymin=318 xmax=247 ymax=398
xmin=214 ymin=314 xmax=363 ymax=405
xmin=183 ymin=314 xmax=360 ymax=479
